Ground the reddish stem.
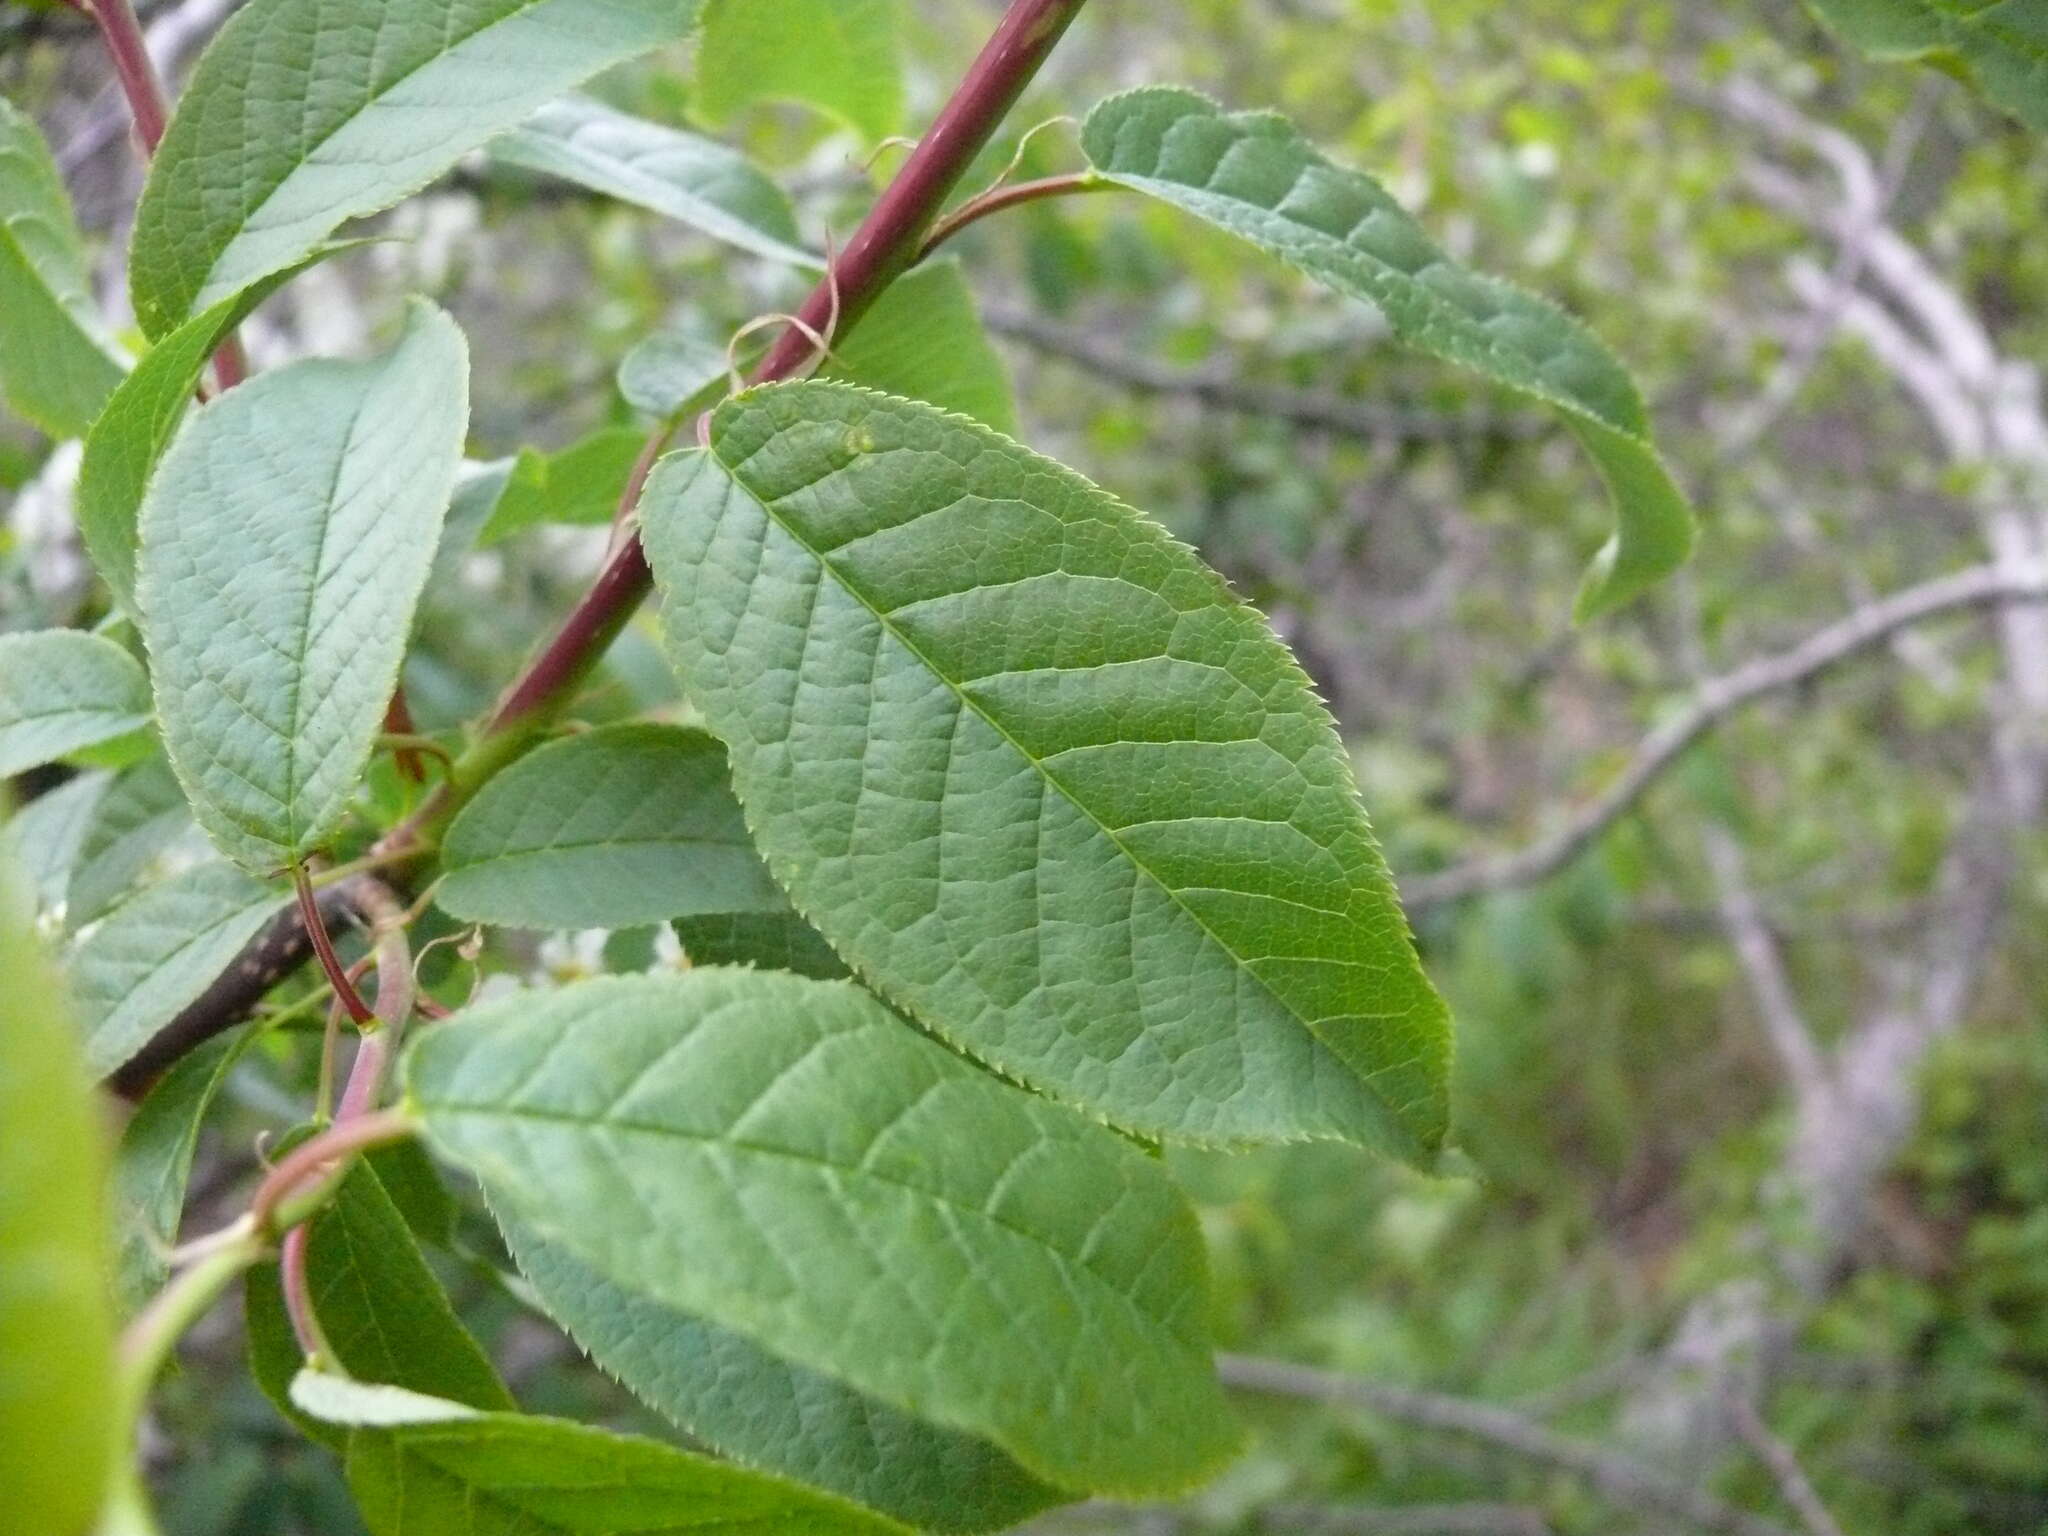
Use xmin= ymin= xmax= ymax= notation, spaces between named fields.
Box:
xmin=916 ymin=172 xmax=1110 ymax=260
xmin=383 ymin=689 xmax=425 ymax=783
xmin=485 ymin=0 xmax=1090 ymax=740
xmin=249 ymin=1109 xmax=416 ymax=1234
xmin=294 ymin=866 xmax=374 ymax=1027
xmin=277 ymin=1225 xmax=334 ymax=1360
xmin=87 ymin=0 xmax=167 ymax=152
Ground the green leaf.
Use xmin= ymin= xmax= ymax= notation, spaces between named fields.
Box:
xmin=642 ymin=382 xmax=1452 ymax=1156
xmin=405 ymin=969 xmax=1238 ymax=1497
xmin=78 ymin=257 xmax=341 ymax=616
xmin=826 ymin=259 xmax=1019 ymax=434
xmin=0 ymin=97 xmax=124 ymax=437
xmin=289 ymin=1371 xmax=913 ymax=1536
xmin=71 ymin=860 xmax=292 ymax=1078
xmin=1079 ymin=86 xmax=1694 ymax=620
xmin=617 ymin=326 xmax=730 ymax=419
xmin=502 ymin=1223 xmax=1062 ymax=1531
xmin=112 ymin=1026 xmax=253 ymax=1313
xmin=437 ymin=723 xmax=786 ymax=930
xmin=247 ymin=1160 xmax=512 ymax=1452
xmin=0 ymin=772 xmax=110 ymax=914
xmin=0 ymin=629 xmax=153 ymax=779
xmin=66 ymin=753 xmax=198 ymax=931
xmin=1803 ymin=0 xmax=2048 ymax=132
xmin=0 ymin=860 xmax=116 ymax=1536
xmin=491 ymin=95 xmax=817 ymax=267
xmin=672 ymin=910 xmax=849 ymax=979
xmin=136 ymin=300 xmax=468 ymax=872
xmin=128 ymin=0 xmax=697 ymax=336
xmin=694 ymin=0 xmax=903 ymax=144
xmin=476 ymin=426 xmax=643 ymax=546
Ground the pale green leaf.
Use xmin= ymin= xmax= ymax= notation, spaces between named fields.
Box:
xmin=288 ymin=1370 xmax=911 ymax=1536
xmin=476 ymin=427 xmax=643 ymax=546
xmin=826 ymin=259 xmax=1019 ymax=434
xmin=437 ymin=722 xmax=786 ymax=930
xmin=0 ymin=860 xmax=116 ymax=1536
xmin=128 ymin=0 xmax=698 ymax=335
xmin=491 ymin=95 xmax=816 ymax=266
xmin=71 ymin=860 xmax=291 ymax=1078
xmin=0 ymin=629 xmax=152 ymax=779
xmin=503 ymin=1223 xmax=1062 ymax=1531
xmin=618 ymin=327 xmax=729 ymax=419
xmin=672 ymin=910 xmax=848 ymax=979
xmin=0 ymin=772 xmax=110 ymax=914
xmin=642 ymin=382 xmax=1452 ymax=1156
xmin=66 ymin=753 xmax=199 ymax=931
xmin=1803 ymin=0 xmax=2048 ymax=131
xmin=112 ymin=1026 xmax=252 ymax=1312
xmin=1079 ymin=86 xmax=1694 ymax=620
xmin=694 ymin=0 xmax=903 ymax=144
xmin=0 ymin=97 xmax=124 ymax=437
xmin=136 ymin=301 xmax=468 ymax=871
xmin=405 ymin=969 xmax=1238 ymax=1497
xmin=79 ymin=257 xmax=341 ymax=616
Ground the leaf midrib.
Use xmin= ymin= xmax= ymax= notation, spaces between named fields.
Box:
xmin=426 ymin=1094 xmax=1193 ymax=1351
xmin=711 ymin=432 xmax=1428 ymax=1131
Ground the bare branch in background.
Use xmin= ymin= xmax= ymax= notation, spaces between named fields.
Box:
xmin=1403 ymin=560 xmax=2048 ymax=910
xmin=1217 ymin=1354 xmax=1795 ymax=1536
xmin=1257 ymin=1501 xmax=1556 ymax=1535
xmin=1702 ymin=827 xmax=1830 ymax=1114
xmin=983 ymin=303 xmax=1545 ymax=444
xmin=1724 ymin=1394 xmax=1847 ymax=1536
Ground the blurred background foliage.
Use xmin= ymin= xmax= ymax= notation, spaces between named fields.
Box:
xmin=5 ymin=0 xmax=2048 ymax=1531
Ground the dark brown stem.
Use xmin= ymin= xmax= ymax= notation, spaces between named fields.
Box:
xmin=293 ymin=866 xmax=374 ymax=1027
xmin=916 ymin=172 xmax=1109 ymax=260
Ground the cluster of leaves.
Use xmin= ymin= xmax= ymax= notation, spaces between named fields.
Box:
xmin=7 ymin=0 xmax=2039 ymax=1532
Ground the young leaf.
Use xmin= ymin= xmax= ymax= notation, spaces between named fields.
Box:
xmin=1803 ymin=0 xmax=2048 ymax=132
xmin=490 ymin=95 xmax=817 ymax=267
xmin=66 ymin=753 xmax=198 ymax=931
xmin=78 ymin=257 xmax=341 ymax=615
xmin=71 ymin=861 xmax=292 ymax=1078
xmin=127 ymin=0 xmax=698 ymax=336
xmin=641 ymin=382 xmax=1452 ymax=1157
xmin=694 ymin=0 xmax=903 ymax=145
xmin=475 ymin=426 xmax=644 ymax=546
xmin=0 ymin=861 xmax=116 ymax=1536
xmin=112 ymin=1026 xmax=253 ymax=1312
xmin=436 ymin=722 xmax=786 ymax=930
xmin=137 ymin=301 xmax=468 ymax=872
xmin=1079 ymin=86 xmax=1694 ymax=620
xmin=617 ymin=326 xmax=729 ymax=419
xmin=289 ymin=1372 xmax=912 ymax=1536
xmin=826 ymin=259 xmax=1020 ymax=434
xmin=405 ymin=969 xmax=1239 ymax=1497
xmin=0 ymin=771 xmax=110 ymax=914
xmin=671 ymin=910 xmax=849 ymax=979
xmin=247 ymin=1160 xmax=512 ymax=1451
xmin=502 ymin=1222 xmax=1062 ymax=1531
xmin=0 ymin=97 xmax=124 ymax=438
xmin=0 ymin=629 xmax=153 ymax=778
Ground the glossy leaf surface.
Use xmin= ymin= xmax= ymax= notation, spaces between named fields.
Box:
xmin=642 ymin=382 xmax=1451 ymax=1155
xmin=1080 ymin=87 xmax=1693 ymax=619
xmin=406 ymin=969 xmax=1238 ymax=1496
xmin=136 ymin=302 xmax=467 ymax=871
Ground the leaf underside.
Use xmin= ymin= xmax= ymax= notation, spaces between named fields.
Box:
xmin=405 ymin=968 xmax=1239 ymax=1498
xmin=1080 ymin=86 xmax=1694 ymax=620
xmin=641 ymin=380 xmax=1451 ymax=1156
xmin=0 ymin=630 xmax=152 ymax=780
